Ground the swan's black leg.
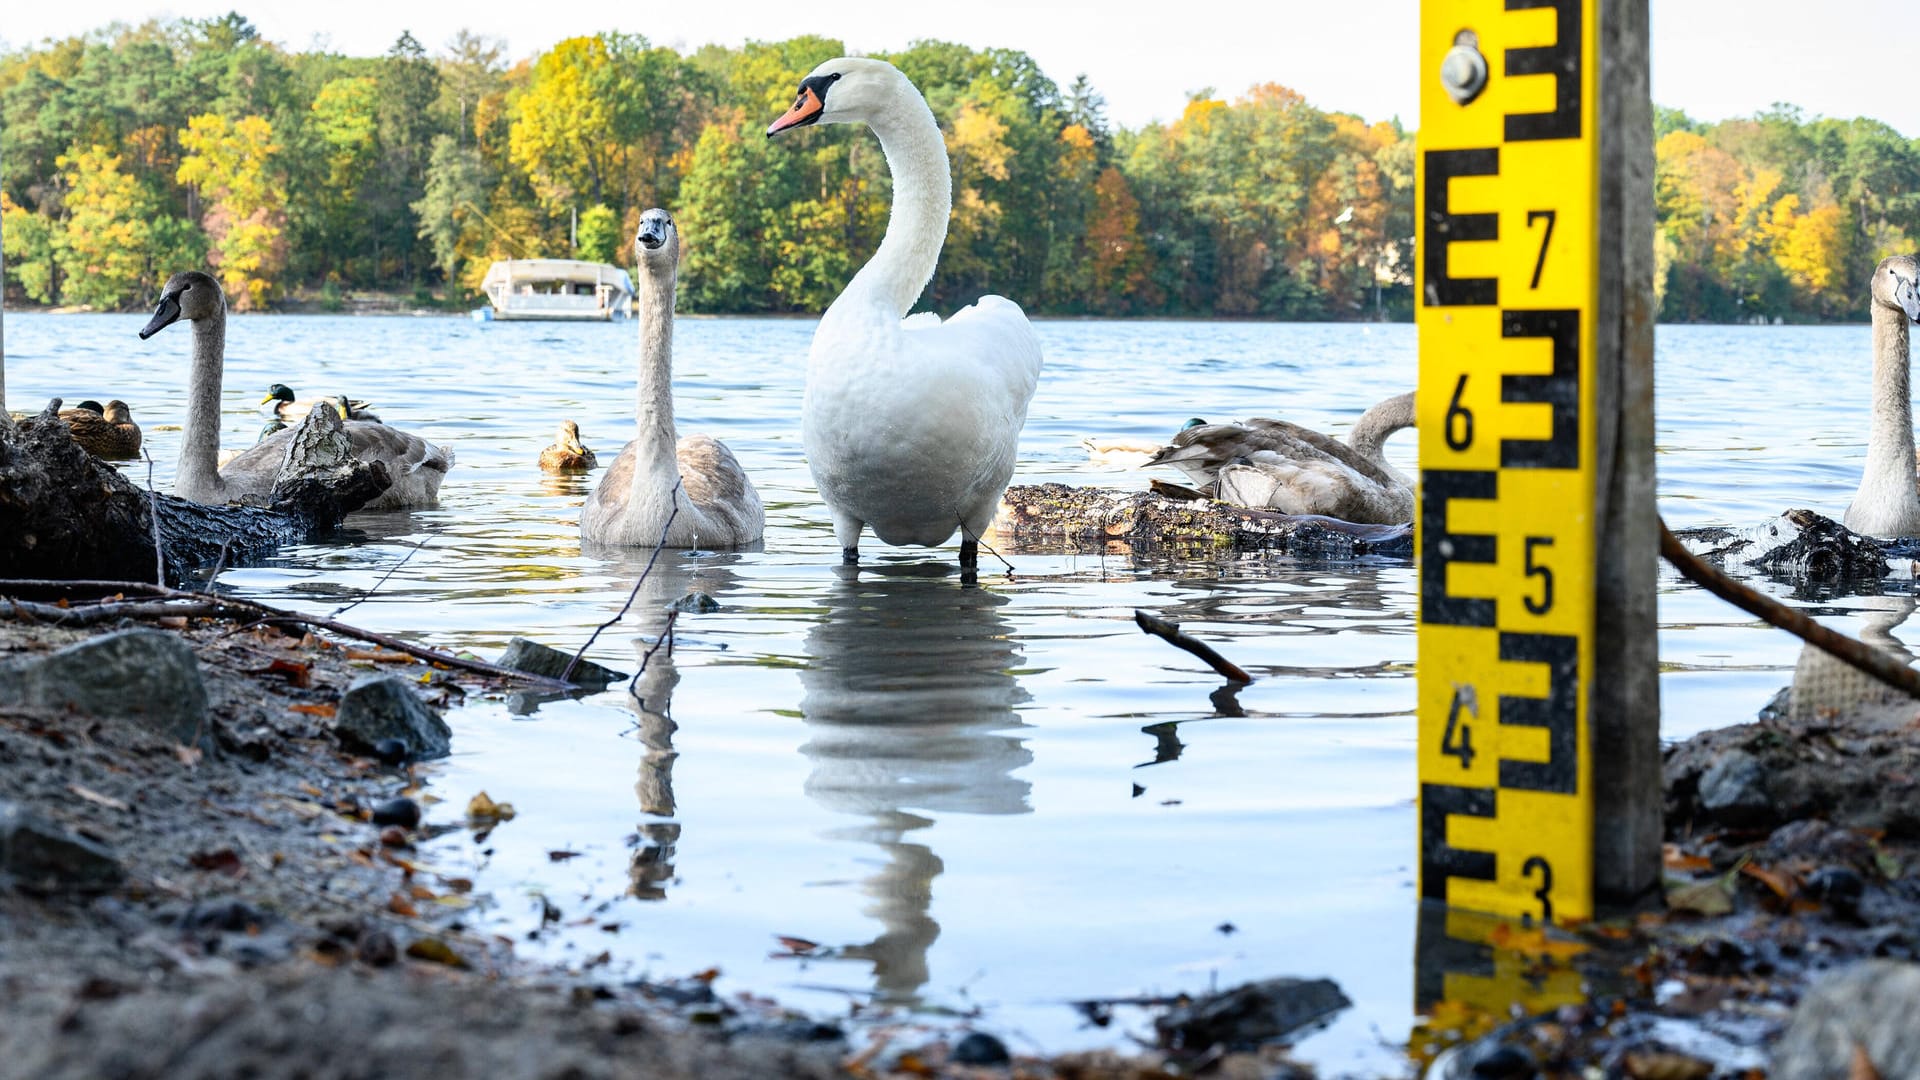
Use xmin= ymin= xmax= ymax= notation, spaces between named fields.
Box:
xmin=841 ymin=546 xmax=859 ymax=566
xmin=959 ymin=538 xmax=979 ymax=582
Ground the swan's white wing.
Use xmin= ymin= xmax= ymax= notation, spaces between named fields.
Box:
xmin=900 ymin=311 xmax=942 ymax=331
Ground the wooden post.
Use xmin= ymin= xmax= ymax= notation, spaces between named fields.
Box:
xmin=1414 ymin=0 xmax=1658 ymax=932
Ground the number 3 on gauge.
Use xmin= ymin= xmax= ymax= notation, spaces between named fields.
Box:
xmin=1523 ymin=536 xmax=1554 ymax=615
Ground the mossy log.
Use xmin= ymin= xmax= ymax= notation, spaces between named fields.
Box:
xmin=994 ymin=483 xmax=1412 ymax=558
xmin=0 ymin=400 xmax=389 ymax=584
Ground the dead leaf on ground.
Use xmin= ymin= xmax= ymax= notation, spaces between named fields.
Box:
xmin=289 ymin=703 xmax=336 ymax=718
xmin=1852 ymin=1043 xmax=1883 ymax=1080
xmin=257 ymin=658 xmax=312 ymax=687
xmin=68 ymin=784 xmax=131 ymax=812
xmin=404 ymin=938 xmax=467 ymax=968
xmin=1741 ymin=862 xmax=1800 ymax=900
xmin=172 ymin=745 xmax=202 ymax=768
xmin=1624 ymin=1050 xmax=1713 ymax=1080
xmin=346 ymin=650 xmax=414 ymax=663
xmin=1667 ymin=876 xmax=1734 ymax=916
xmin=1662 ymin=843 xmax=1713 ymax=872
xmin=1487 ymin=923 xmax=1588 ymax=960
xmin=387 ymin=893 xmax=419 ymax=917
xmin=189 ymin=848 xmax=246 ymax=877
xmin=467 ymin=791 xmax=516 ymax=826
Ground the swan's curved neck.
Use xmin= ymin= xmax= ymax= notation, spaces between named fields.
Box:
xmin=842 ymin=90 xmax=951 ymax=319
xmin=1348 ymin=391 xmax=1416 ymax=464
xmin=178 ymin=312 xmax=227 ymax=501
xmin=1865 ymin=303 xmax=1917 ymax=498
xmin=632 ymin=258 xmax=684 ymax=504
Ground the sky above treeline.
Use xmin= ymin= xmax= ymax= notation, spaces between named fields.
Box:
xmin=0 ymin=1 xmax=1903 ymax=136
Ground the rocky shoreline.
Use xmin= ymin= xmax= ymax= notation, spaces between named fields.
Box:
xmin=3 ymin=606 xmax=1920 ymax=1078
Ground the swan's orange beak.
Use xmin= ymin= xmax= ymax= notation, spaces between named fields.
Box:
xmin=767 ymin=86 xmax=824 ymax=137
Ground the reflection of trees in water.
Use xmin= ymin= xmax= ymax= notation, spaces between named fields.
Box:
xmin=798 ymin=566 xmax=1032 ymax=1003
xmin=582 ymin=543 xmax=748 ymax=902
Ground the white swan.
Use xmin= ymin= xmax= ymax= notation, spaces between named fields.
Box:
xmin=581 ymin=209 xmax=764 ymax=547
xmin=1146 ymin=391 xmax=1415 ymax=524
xmin=138 ymin=271 xmax=453 ymax=509
xmin=767 ymin=57 xmax=1042 ymax=573
xmin=1845 ymin=254 xmax=1920 ymax=536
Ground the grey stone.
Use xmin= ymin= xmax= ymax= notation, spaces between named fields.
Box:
xmin=0 ymin=800 xmax=124 ymax=892
xmin=1154 ymin=977 xmax=1351 ymax=1051
xmin=1697 ymin=749 xmax=1773 ymax=827
xmin=1773 ymin=960 xmax=1920 ymax=1080
xmin=667 ymin=591 xmax=720 ymax=614
xmin=0 ymin=629 xmax=211 ymax=751
xmin=331 ymin=675 xmax=451 ymax=761
xmin=497 ymin=637 xmax=626 ymax=688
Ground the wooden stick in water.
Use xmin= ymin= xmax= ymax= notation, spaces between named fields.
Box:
xmin=1134 ymin=609 xmax=1253 ymax=685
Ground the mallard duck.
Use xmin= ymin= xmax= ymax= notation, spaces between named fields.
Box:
xmin=139 ymin=271 xmax=453 ymax=509
xmin=766 ymin=57 xmax=1040 ymax=573
xmin=582 ymin=210 xmax=763 ymax=547
xmin=1146 ymin=391 xmax=1415 ymax=524
xmin=539 ymin=419 xmax=598 ymax=472
xmin=14 ymin=398 xmax=143 ymax=459
xmin=261 ymin=383 xmax=380 ymax=424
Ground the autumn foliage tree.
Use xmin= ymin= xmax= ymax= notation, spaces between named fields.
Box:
xmin=177 ymin=112 xmax=288 ymax=310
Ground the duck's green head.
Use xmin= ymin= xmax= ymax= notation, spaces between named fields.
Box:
xmin=1181 ymin=417 xmax=1206 ymax=431
xmin=73 ymin=400 xmax=105 ymax=415
xmin=262 ymin=383 xmax=296 ymax=406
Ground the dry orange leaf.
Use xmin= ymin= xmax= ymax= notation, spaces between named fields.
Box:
xmin=1487 ymin=923 xmax=1587 ymax=960
xmin=1741 ymin=862 xmax=1799 ymax=900
xmin=1663 ymin=843 xmax=1713 ymax=872
xmin=289 ymin=703 xmax=336 ymax=718
xmin=404 ymin=938 xmax=467 ymax=968
xmin=346 ymin=650 xmax=413 ymax=663
xmin=1852 ymin=1043 xmax=1882 ymax=1080
xmin=408 ymin=883 xmax=438 ymax=901
xmin=387 ymin=893 xmax=419 ymax=917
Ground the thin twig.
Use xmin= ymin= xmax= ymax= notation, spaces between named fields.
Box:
xmin=958 ymin=516 xmax=1016 ymax=575
xmin=1134 ymin=610 xmax=1253 ymax=684
xmin=5 ymin=598 xmax=226 ymax=625
xmin=142 ymin=447 xmax=164 ymax=585
xmin=329 ymin=537 xmax=431 ymax=618
xmin=1659 ymin=518 xmax=1920 ymax=699
xmin=0 ymin=578 xmax=575 ymax=691
xmin=628 ymin=608 xmax=680 ymax=710
xmin=565 ymin=480 xmax=682 ymax=683
xmin=205 ymin=539 xmax=234 ymax=590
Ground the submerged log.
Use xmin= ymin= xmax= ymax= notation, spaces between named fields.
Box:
xmin=994 ymin=482 xmax=1412 ymax=558
xmin=0 ymin=400 xmax=389 ymax=583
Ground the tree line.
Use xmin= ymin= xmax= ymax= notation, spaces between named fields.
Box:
xmin=0 ymin=14 xmax=1914 ymax=321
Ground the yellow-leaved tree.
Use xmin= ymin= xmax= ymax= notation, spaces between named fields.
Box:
xmin=177 ymin=113 xmax=289 ymax=310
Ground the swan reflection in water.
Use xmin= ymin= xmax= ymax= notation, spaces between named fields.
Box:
xmin=798 ymin=564 xmax=1033 ymax=1002
xmin=1787 ymin=594 xmax=1916 ymax=723
xmin=583 ymin=542 xmax=748 ymax=901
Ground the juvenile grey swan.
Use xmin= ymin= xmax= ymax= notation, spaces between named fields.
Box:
xmin=767 ymin=57 xmax=1042 ymax=574
xmin=138 ymin=271 xmax=453 ymax=509
xmin=1844 ymin=254 xmax=1920 ymax=536
xmin=580 ymin=210 xmax=764 ymax=547
xmin=1146 ymin=391 xmax=1416 ymax=524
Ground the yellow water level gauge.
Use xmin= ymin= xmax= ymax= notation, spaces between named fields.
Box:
xmin=1416 ymin=0 xmax=1599 ymax=925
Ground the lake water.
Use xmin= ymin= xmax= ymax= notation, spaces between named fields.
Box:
xmin=1 ymin=313 xmax=1892 ymax=1073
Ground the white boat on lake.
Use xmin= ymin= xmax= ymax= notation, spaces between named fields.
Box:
xmin=475 ymin=258 xmax=634 ymax=321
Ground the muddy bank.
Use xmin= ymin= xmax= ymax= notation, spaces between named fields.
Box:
xmin=0 ymin=609 xmax=1333 ymax=1080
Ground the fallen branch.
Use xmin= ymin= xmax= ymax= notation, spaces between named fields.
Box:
xmin=1134 ymin=610 xmax=1253 ymax=685
xmin=0 ymin=578 xmax=575 ymax=691
xmin=1659 ymin=518 xmax=1920 ymax=700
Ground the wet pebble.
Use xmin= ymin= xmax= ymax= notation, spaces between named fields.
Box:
xmin=667 ymin=591 xmax=720 ymax=614
xmin=372 ymin=738 xmax=410 ymax=767
xmin=1804 ymin=866 xmax=1864 ymax=916
xmin=370 ymin=797 xmax=421 ymax=829
xmin=356 ymin=929 xmax=397 ymax=967
xmin=951 ymin=1032 xmax=1010 ymax=1065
